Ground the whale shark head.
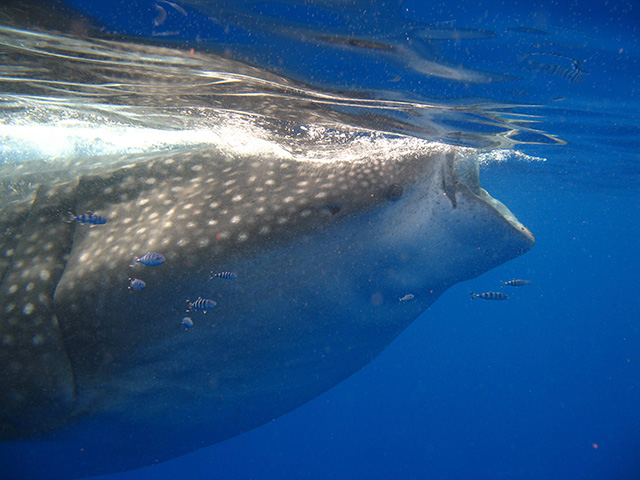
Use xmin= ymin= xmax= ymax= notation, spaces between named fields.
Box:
xmin=0 ymin=14 xmax=534 ymax=480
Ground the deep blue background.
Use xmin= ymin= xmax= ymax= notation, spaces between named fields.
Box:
xmin=46 ymin=1 xmax=640 ymax=478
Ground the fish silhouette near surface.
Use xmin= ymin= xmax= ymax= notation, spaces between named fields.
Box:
xmin=0 ymin=8 xmax=535 ymax=480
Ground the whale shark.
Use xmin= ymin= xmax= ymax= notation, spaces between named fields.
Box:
xmin=0 ymin=6 xmax=534 ymax=479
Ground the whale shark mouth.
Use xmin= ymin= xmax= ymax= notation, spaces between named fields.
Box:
xmin=453 ymin=150 xmax=534 ymax=242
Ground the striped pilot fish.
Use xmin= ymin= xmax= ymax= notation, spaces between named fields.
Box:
xmin=68 ymin=212 xmax=107 ymax=225
xmin=210 ymin=271 xmax=238 ymax=280
xmin=501 ymin=279 xmax=533 ymax=287
xmin=187 ymin=297 xmax=217 ymax=312
xmin=133 ymin=252 xmax=166 ymax=267
xmin=470 ymin=291 xmax=509 ymax=300
xmin=127 ymin=278 xmax=146 ymax=291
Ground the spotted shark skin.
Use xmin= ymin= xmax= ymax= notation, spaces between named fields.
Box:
xmin=0 ymin=12 xmax=535 ymax=480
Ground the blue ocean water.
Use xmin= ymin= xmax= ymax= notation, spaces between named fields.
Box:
xmin=2 ymin=0 xmax=639 ymax=479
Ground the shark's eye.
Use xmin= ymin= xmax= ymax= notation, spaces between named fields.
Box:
xmin=387 ymin=184 xmax=404 ymax=201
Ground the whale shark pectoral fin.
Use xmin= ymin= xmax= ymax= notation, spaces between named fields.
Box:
xmin=0 ymin=183 xmax=77 ymax=439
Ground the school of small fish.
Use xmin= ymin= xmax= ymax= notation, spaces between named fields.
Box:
xmin=65 ymin=211 xmax=237 ymax=329
xmin=66 ymin=211 xmax=532 ymax=325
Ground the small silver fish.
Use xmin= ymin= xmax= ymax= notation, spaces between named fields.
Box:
xmin=471 ymin=291 xmax=509 ymax=300
xmin=181 ymin=317 xmax=193 ymax=329
xmin=128 ymin=278 xmax=146 ymax=291
xmin=399 ymin=294 xmax=415 ymax=303
xmin=501 ymin=279 xmax=533 ymax=287
xmin=211 ymin=271 xmax=237 ymax=280
xmin=133 ymin=252 xmax=165 ymax=266
xmin=187 ymin=297 xmax=217 ymax=313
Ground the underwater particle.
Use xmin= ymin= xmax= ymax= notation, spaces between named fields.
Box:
xmin=210 ymin=271 xmax=237 ymax=280
xmin=399 ymin=293 xmax=415 ymax=303
xmin=370 ymin=292 xmax=384 ymax=306
xmin=128 ymin=278 xmax=146 ymax=290
xmin=69 ymin=211 xmax=107 ymax=225
xmin=470 ymin=291 xmax=509 ymax=300
xmin=501 ymin=278 xmax=533 ymax=287
xmin=187 ymin=297 xmax=217 ymax=312
xmin=181 ymin=317 xmax=193 ymax=329
xmin=134 ymin=252 xmax=165 ymax=266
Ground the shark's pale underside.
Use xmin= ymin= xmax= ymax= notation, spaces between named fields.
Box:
xmin=0 ymin=4 xmax=534 ymax=479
